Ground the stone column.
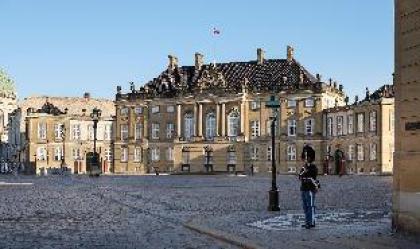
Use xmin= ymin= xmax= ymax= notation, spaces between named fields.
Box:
xmin=198 ymin=103 xmax=203 ymax=137
xmin=240 ymin=101 xmax=245 ymax=134
xmin=216 ymin=103 xmax=220 ymax=136
xmin=221 ymin=103 xmax=226 ymax=137
xmin=193 ymin=103 xmax=198 ymax=137
xmin=177 ymin=104 xmax=181 ymax=137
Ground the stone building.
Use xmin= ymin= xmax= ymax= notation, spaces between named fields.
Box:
xmin=0 ymin=69 xmax=18 ymax=159
xmin=323 ymin=85 xmax=395 ymax=175
xmin=393 ymin=0 xmax=420 ymax=235
xmin=113 ymin=47 xmax=346 ymax=174
xmin=8 ymin=94 xmax=114 ymax=174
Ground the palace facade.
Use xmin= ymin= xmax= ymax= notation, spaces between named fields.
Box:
xmin=113 ymin=47 xmax=346 ymax=174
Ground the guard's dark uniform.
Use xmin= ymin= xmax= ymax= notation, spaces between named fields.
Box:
xmin=299 ymin=145 xmax=318 ymax=228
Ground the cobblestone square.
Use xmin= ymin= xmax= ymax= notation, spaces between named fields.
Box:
xmin=0 ymin=174 xmax=418 ymax=249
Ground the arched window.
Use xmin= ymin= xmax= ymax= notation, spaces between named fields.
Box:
xmin=184 ymin=113 xmax=194 ymax=140
xmin=205 ymin=112 xmax=216 ymax=140
xmin=228 ymin=111 xmax=240 ymax=138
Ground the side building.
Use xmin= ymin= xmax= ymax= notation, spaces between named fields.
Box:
xmin=323 ymin=85 xmax=395 ymax=175
xmin=113 ymin=47 xmax=345 ymax=174
xmin=8 ymin=94 xmax=114 ymax=174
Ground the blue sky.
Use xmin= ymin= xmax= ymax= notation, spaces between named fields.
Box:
xmin=0 ymin=0 xmax=394 ymax=100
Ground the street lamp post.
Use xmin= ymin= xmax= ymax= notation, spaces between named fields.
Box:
xmin=90 ymin=107 xmax=102 ymax=176
xmin=266 ymin=95 xmax=280 ymax=211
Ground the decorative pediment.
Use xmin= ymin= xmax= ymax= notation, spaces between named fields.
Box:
xmin=37 ymin=101 xmax=65 ymax=116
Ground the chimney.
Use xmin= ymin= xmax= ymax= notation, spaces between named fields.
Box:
xmin=168 ymin=55 xmax=178 ymax=70
xmin=257 ymin=48 xmax=265 ymax=65
xmin=287 ymin=45 xmax=294 ymax=61
xmin=195 ymin=53 xmax=204 ymax=70
xmin=83 ymin=92 xmax=90 ymax=99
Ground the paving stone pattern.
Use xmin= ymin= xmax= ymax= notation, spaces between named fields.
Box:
xmin=0 ymin=174 xmax=417 ymax=249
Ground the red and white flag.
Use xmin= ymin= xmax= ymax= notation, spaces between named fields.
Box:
xmin=213 ymin=27 xmax=221 ymax=35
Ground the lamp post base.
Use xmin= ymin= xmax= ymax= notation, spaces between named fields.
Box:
xmin=268 ymin=189 xmax=280 ymax=211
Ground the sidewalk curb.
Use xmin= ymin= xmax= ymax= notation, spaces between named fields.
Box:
xmin=183 ymin=222 xmax=265 ymax=249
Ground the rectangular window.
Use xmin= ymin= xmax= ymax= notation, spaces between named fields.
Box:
xmin=348 ymin=145 xmax=354 ymax=161
xmin=288 ymin=119 xmax=296 ymax=136
xmin=121 ymin=147 xmax=128 ymax=162
xmin=134 ymin=147 xmax=142 ymax=162
xmin=251 ymin=146 xmax=259 ymax=160
xmin=251 ymin=120 xmax=260 ymax=138
xmin=166 ymin=123 xmax=175 ymax=139
xmin=72 ymin=148 xmax=81 ymax=160
xmin=120 ymin=124 xmax=129 ymax=141
xmin=54 ymin=123 xmax=63 ymax=139
xmin=305 ymin=98 xmax=314 ymax=107
xmin=166 ymin=105 xmax=175 ymax=113
xmin=135 ymin=123 xmax=143 ymax=140
xmin=287 ymin=99 xmax=296 ymax=108
xmin=37 ymin=147 xmax=47 ymax=161
xmin=151 ymin=147 xmax=160 ymax=161
xmin=135 ymin=106 xmax=143 ymax=115
xmin=54 ymin=146 xmax=62 ymax=161
xmin=390 ymin=111 xmax=394 ymax=131
xmin=38 ymin=122 xmax=47 ymax=140
xmin=370 ymin=143 xmax=377 ymax=161
xmin=104 ymin=124 xmax=112 ymax=140
xmin=357 ymin=144 xmax=364 ymax=161
xmin=151 ymin=106 xmax=160 ymax=114
xmin=304 ymin=119 xmax=314 ymax=136
xmin=88 ymin=124 xmax=94 ymax=141
xmin=348 ymin=115 xmax=354 ymax=134
xmin=287 ymin=145 xmax=296 ymax=161
xmin=167 ymin=147 xmax=174 ymax=161
xmin=288 ymin=167 xmax=297 ymax=173
xmin=71 ymin=124 xmax=81 ymax=140
xmin=327 ymin=117 xmax=333 ymax=136
xmin=120 ymin=107 xmax=129 ymax=116
xmin=369 ymin=111 xmax=377 ymax=132
xmin=152 ymin=123 xmax=160 ymax=139
xmin=337 ymin=116 xmax=343 ymax=136
xmin=104 ymin=148 xmax=113 ymax=161
xmin=267 ymin=146 xmax=272 ymax=161
xmin=357 ymin=113 xmax=364 ymax=133
xmin=250 ymin=101 xmax=260 ymax=110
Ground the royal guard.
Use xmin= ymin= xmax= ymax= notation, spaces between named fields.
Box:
xmin=334 ymin=145 xmax=346 ymax=176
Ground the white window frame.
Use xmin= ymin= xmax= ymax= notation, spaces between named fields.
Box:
xmin=287 ymin=145 xmax=296 ymax=161
xmin=120 ymin=107 xmax=129 ymax=116
xmin=88 ymin=124 xmax=94 ymax=141
xmin=304 ymin=119 xmax=314 ymax=136
xmin=357 ymin=144 xmax=364 ymax=161
xmin=369 ymin=111 xmax=377 ymax=132
xmin=104 ymin=124 xmax=112 ymax=140
xmin=135 ymin=123 xmax=143 ymax=140
xmin=337 ymin=116 xmax=343 ymax=136
xmin=134 ymin=147 xmax=142 ymax=162
xmin=104 ymin=148 xmax=113 ymax=161
xmin=151 ymin=106 xmax=160 ymax=114
xmin=305 ymin=98 xmax=314 ymax=107
xmin=166 ymin=123 xmax=174 ymax=139
xmin=251 ymin=101 xmax=260 ymax=110
xmin=205 ymin=113 xmax=216 ymax=140
xmin=251 ymin=120 xmax=260 ymax=138
xmin=151 ymin=123 xmax=160 ymax=140
xmin=348 ymin=115 xmax=354 ymax=134
xmin=72 ymin=148 xmax=81 ymax=160
xmin=348 ymin=145 xmax=355 ymax=161
xmin=166 ymin=105 xmax=175 ymax=113
xmin=184 ymin=113 xmax=194 ymax=140
xmin=54 ymin=146 xmax=63 ymax=161
xmin=228 ymin=111 xmax=240 ymax=138
xmin=71 ymin=124 xmax=81 ymax=140
xmin=38 ymin=122 xmax=47 ymax=140
xmin=135 ymin=106 xmax=143 ymax=115
xmin=288 ymin=119 xmax=296 ymax=136
xmin=287 ymin=99 xmax=296 ymax=108
xmin=37 ymin=147 xmax=47 ymax=161
xmin=227 ymin=151 xmax=236 ymax=164
xmin=54 ymin=123 xmax=63 ymax=139
xmin=370 ymin=143 xmax=377 ymax=161
xmin=251 ymin=146 xmax=259 ymax=160
xmin=357 ymin=113 xmax=364 ymax=133
xmin=327 ymin=117 xmax=333 ymax=137
xmin=121 ymin=147 xmax=128 ymax=162
xmin=120 ymin=124 xmax=129 ymax=141
xmin=151 ymin=147 xmax=160 ymax=161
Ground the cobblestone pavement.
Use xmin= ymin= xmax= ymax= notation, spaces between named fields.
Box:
xmin=0 ymin=174 xmax=418 ymax=249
